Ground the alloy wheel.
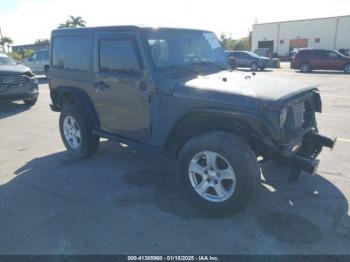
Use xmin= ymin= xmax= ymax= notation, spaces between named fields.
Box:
xmin=188 ymin=151 xmax=236 ymax=203
xmin=63 ymin=116 xmax=81 ymax=149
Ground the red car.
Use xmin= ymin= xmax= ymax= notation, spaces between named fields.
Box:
xmin=291 ymin=49 xmax=350 ymax=73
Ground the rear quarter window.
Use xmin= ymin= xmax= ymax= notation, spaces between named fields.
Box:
xmin=52 ymin=35 xmax=89 ymax=71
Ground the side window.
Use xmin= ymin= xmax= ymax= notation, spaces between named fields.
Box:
xmin=327 ymin=51 xmax=339 ymax=58
xmin=30 ymin=52 xmax=37 ymax=61
xmin=43 ymin=50 xmax=49 ymax=60
xmin=52 ymin=36 xmax=89 ymax=71
xmin=241 ymin=52 xmax=249 ymax=59
xmin=99 ymin=39 xmax=141 ymax=73
xmin=233 ymin=53 xmax=241 ymax=59
xmin=37 ymin=52 xmax=44 ymax=60
xmin=310 ymin=50 xmax=323 ymax=58
xmin=148 ymin=39 xmax=169 ymax=66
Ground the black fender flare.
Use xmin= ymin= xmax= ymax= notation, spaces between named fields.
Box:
xmin=165 ymin=107 xmax=278 ymax=154
xmin=51 ymin=86 xmax=100 ymax=129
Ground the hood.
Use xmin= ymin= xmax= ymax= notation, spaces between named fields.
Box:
xmin=0 ymin=64 xmax=31 ymax=75
xmin=259 ymin=56 xmax=270 ymax=60
xmin=170 ymin=71 xmax=316 ymax=109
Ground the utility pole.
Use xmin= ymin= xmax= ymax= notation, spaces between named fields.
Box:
xmin=0 ymin=26 xmax=3 ymax=52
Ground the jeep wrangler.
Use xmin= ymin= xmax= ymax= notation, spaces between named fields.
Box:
xmin=49 ymin=26 xmax=335 ymax=215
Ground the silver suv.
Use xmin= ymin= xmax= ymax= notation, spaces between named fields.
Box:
xmin=0 ymin=53 xmax=39 ymax=106
xmin=23 ymin=49 xmax=49 ymax=77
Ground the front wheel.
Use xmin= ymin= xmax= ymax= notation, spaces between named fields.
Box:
xmin=178 ymin=132 xmax=260 ymax=216
xmin=23 ymin=97 xmax=37 ymax=106
xmin=250 ymin=63 xmax=258 ymax=71
xmin=300 ymin=63 xmax=311 ymax=73
xmin=59 ymin=105 xmax=99 ymax=158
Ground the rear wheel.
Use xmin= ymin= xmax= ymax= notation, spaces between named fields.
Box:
xmin=59 ymin=105 xmax=99 ymax=158
xmin=300 ymin=63 xmax=311 ymax=73
xmin=178 ymin=131 xmax=259 ymax=216
xmin=344 ymin=64 xmax=350 ymax=74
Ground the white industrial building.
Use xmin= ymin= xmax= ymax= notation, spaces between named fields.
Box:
xmin=251 ymin=15 xmax=350 ymax=57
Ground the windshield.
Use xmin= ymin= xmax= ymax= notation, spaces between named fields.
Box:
xmin=144 ymin=29 xmax=227 ymax=69
xmin=0 ymin=55 xmax=16 ymax=65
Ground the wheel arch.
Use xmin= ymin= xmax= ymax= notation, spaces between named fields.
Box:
xmin=300 ymin=61 xmax=312 ymax=70
xmin=165 ymin=109 xmax=277 ymax=158
xmin=51 ymin=86 xmax=100 ymax=129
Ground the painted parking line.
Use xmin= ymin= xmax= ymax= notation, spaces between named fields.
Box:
xmin=322 ymin=95 xmax=350 ymax=99
xmin=338 ymin=138 xmax=350 ymax=143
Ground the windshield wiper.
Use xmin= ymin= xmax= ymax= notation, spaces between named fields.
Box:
xmin=162 ymin=65 xmax=200 ymax=76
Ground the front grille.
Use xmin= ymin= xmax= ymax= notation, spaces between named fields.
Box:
xmin=0 ymin=75 xmax=30 ymax=89
xmin=292 ymin=101 xmax=305 ymax=130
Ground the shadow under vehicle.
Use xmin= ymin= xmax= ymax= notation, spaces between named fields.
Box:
xmin=0 ymin=142 xmax=348 ymax=254
xmin=48 ymin=26 xmax=335 ymax=216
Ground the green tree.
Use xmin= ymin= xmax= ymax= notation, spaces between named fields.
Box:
xmin=219 ymin=32 xmax=251 ymax=51
xmin=0 ymin=36 xmax=13 ymax=53
xmin=9 ymin=49 xmax=34 ymax=61
xmin=58 ymin=15 xmax=86 ymax=29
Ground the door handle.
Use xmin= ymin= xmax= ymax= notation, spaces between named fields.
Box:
xmin=94 ymin=81 xmax=110 ymax=91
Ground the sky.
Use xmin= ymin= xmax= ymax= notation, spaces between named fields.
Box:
xmin=0 ymin=0 xmax=350 ymax=45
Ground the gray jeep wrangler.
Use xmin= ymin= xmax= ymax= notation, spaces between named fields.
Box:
xmin=49 ymin=26 xmax=335 ymax=215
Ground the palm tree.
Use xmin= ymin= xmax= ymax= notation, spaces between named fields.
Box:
xmin=58 ymin=16 xmax=86 ymax=29
xmin=0 ymin=36 xmax=13 ymax=53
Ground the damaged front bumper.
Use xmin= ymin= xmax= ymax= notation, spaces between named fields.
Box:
xmin=282 ymin=132 xmax=336 ymax=182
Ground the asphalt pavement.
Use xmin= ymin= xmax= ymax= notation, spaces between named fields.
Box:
xmin=0 ymin=69 xmax=349 ymax=254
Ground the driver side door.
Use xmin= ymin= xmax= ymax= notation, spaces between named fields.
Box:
xmin=92 ymin=32 xmax=151 ymax=139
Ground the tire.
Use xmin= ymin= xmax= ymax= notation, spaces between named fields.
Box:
xmin=178 ymin=131 xmax=260 ymax=216
xmin=344 ymin=64 xmax=350 ymax=74
xmin=250 ymin=63 xmax=258 ymax=71
xmin=59 ymin=105 xmax=99 ymax=158
xmin=300 ymin=63 xmax=311 ymax=73
xmin=44 ymin=66 xmax=49 ymax=78
xmin=23 ymin=97 xmax=37 ymax=106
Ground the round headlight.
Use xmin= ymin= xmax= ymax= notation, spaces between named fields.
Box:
xmin=280 ymin=107 xmax=288 ymax=128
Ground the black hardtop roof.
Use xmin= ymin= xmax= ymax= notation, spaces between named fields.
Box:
xmin=51 ymin=25 xmax=212 ymax=35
